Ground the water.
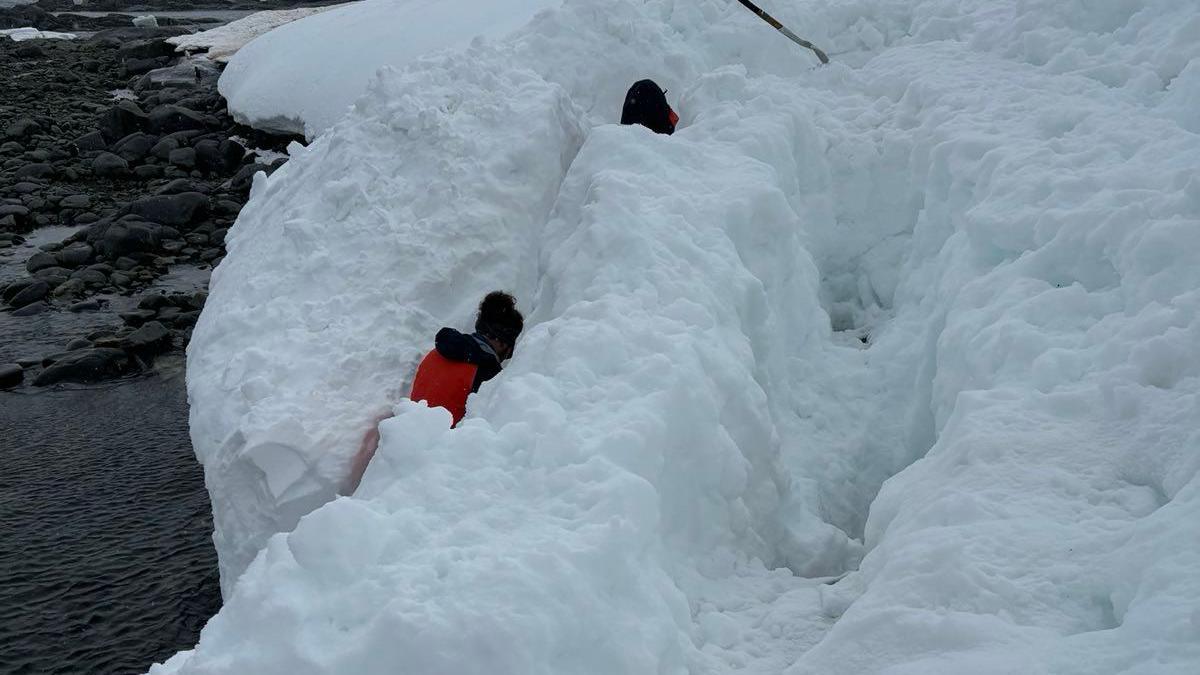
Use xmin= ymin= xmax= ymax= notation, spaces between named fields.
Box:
xmin=1 ymin=227 xmax=219 ymax=674
xmin=0 ymin=373 xmax=221 ymax=675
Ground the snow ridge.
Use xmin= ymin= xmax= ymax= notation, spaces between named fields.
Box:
xmin=168 ymin=0 xmax=1200 ymax=673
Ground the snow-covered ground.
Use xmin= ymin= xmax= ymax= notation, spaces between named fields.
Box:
xmin=167 ymin=5 xmax=343 ymax=64
xmin=165 ymin=0 xmax=1200 ymax=673
xmin=217 ymin=0 xmax=562 ymax=138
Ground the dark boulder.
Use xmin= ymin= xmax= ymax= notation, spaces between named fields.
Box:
xmin=150 ymin=136 xmax=179 ymax=160
xmin=168 ymin=147 xmax=196 ymax=169
xmin=118 ymin=37 xmax=176 ymax=61
xmin=5 ymin=118 xmax=41 ymax=140
xmin=119 ymin=309 xmax=157 ymax=326
xmin=113 ymin=132 xmax=157 ymax=163
xmin=98 ymin=101 xmax=148 ymax=143
xmin=92 ymin=151 xmax=130 ymax=178
xmin=0 ymin=204 xmax=32 ymax=230
xmin=147 ymin=105 xmax=211 ymax=134
xmin=12 ymin=301 xmax=48 ymax=317
xmin=34 ymin=348 xmax=131 ymax=386
xmin=15 ymin=163 xmax=55 ymax=180
xmin=0 ymin=364 xmax=22 ymax=389
xmin=156 ymin=178 xmax=207 ymax=195
xmin=59 ymin=194 xmax=92 ymax=210
xmin=57 ymin=242 xmax=94 ymax=268
xmin=26 ymin=251 xmax=59 ymax=273
xmin=124 ymin=320 xmax=171 ymax=354
xmin=9 ymin=280 xmax=49 ymax=307
xmin=73 ymin=131 xmax=107 ymax=153
xmin=126 ymin=192 xmax=208 ymax=227
xmin=94 ymin=220 xmax=162 ymax=258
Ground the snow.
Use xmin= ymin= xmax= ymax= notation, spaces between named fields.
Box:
xmin=0 ymin=27 xmax=76 ymax=41
xmin=216 ymin=0 xmax=562 ymax=138
xmin=166 ymin=0 xmax=1200 ymax=673
xmin=166 ymin=6 xmax=343 ymax=64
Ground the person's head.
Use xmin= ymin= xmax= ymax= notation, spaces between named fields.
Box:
xmin=620 ymin=79 xmax=678 ymax=135
xmin=475 ymin=291 xmax=523 ymax=360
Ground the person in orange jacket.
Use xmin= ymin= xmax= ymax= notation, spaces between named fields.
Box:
xmin=346 ymin=292 xmax=524 ymax=493
xmin=409 ymin=291 xmax=524 ymax=426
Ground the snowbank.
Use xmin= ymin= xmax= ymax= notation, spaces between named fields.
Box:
xmin=217 ymin=0 xmax=562 ymax=138
xmin=0 ymin=27 xmax=76 ymax=41
xmin=168 ymin=0 xmax=1200 ymax=672
xmin=167 ymin=6 xmax=342 ymax=64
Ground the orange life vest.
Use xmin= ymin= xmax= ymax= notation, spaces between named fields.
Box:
xmin=409 ymin=349 xmax=479 ymax=426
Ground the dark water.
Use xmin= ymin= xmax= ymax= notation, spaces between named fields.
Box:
xmin=0 ymin=372 xmax=220 ymax=675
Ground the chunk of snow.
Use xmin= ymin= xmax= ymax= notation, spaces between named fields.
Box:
xmin=0 ymin=27 xmax=76 ymax=41
xmin=131 ymin=15 xmax=158 ymax=28
xmin=217 ymin=0 xmax=562 ymax=138
xmin=164 ymin=0 xmax=1200 ymax=673
xmin=166 ymin=5 xmax=343 ymax=64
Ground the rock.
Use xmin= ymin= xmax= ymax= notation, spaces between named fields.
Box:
xmin=113 ymin=132 xmax=157 ymax=163
xmin=194 ymin=138 xmax=242 ymax=174
xmin=124 ymin=320 xmax=171 ymax=354
xmin=92 ymin=152 xmax=130 ymax=178
xmin=126 ymin=192 xmax=208 ymax=227
xmin=229 ymin=163 xmax=267 ymax=193
xmin=119 ymin=309 xmax=157 ymax=326
xmin=56 ymin=242 xmax=94 ymax=267
xmin=0 ymin=364 xmax=22 ymax=389
xmin=66 ymin=338 xmax=92 ymax=350
xmin=118 ymin=37 xmax=176 ymax=61
xmin=210 ymin=228 xmax=228 ymax=245
xmin=0 ymin=204 xmax=31 ymax=228
xmin=150 ymin=136 xmax=179 ymax=160
xmin=26 ymin=251 xmax=59 ymax=273
xmin=113 ymin=256 xmax=138 ymax=271
xmin=59 ymin=194 xmax=92 ymax=210
xmin=156 ymin=178 xmax=207 ymax=195
xmin=14 ymin=44 xmax=45 ymax=59
xmin=166 ymin=310 xmax=200 ymax=328
xmin=133 ymin=165 xmax=163 ymax=179
xmin=147 ymin=105 xmax=210 ymax=135
xmin=71 ymin=268 xmax=108 ymax=286
xmin=33 ymin=348 xmax=131 ymax=386
xmin=110 ymin=272 xmax=131 ymax=287
xmin=12 ymin=301 xmax=48 ymax=316
xmin=52 ymin=278 xmax=85 ymax=298
xmin=99 ymin=101 xmax=148 ymax=143
xmin=9 ymin=280 xmax=49 ymax=307
xmin=1 ymin=280 xmax=31 ymax=304
xmin=15 ymin=164 xmax=55 ymax=180
xmin=73 ymin=131 xmax=108 ymax=153
xmin=123 ymin=56 xmax=169 ymax=77
xmin=137 ymin=293 xmax=171 ymax=310
xmin=75 ymin=212 xmax=100 ymax=225
xmin=96 ymin=221 xmax=161 ymax=258
xmin=168 ymin=147 xmax=196 ymax=169
xmin=32 ymin=268 xmax=69 ymax=288
xmin=9 ymin=182 xmax=41 ymax=195
xmin=5 ymin=118 xmax=41 ymax=140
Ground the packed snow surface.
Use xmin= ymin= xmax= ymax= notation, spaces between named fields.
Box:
xmin=171 ymin=0 xmax=1200 ymax=672
xmin=0 ymin=27 xmax=76 ymax=41
xmin=217 ymin=0 xmax=562 ymax=138
xmin=167 ymin=6 xmax=343 ymax=64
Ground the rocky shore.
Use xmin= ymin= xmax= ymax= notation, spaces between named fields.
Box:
xmin=0 ymin=9 xmax=304 ymax=389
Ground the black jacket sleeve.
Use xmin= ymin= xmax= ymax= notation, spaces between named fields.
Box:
xmin=434 ymin=327 xmax=502 ymax=392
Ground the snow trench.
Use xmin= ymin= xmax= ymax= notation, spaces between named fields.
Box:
xmin=168 ymin=0 xmax=1200 ymax=673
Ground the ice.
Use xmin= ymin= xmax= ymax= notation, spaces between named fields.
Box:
xmin=0 ymin=27 xmax=76 ymax=41
xmin=217 ymin=0 xmax=562 ymax=138
xmin=165 ymin=0 xmax=1200 ymax=673
xmin=167 ymin=5 xmax=344 ymax=64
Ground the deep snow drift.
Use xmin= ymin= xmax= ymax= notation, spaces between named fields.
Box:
xmin=169 ymin=0 xmax=1199 ymax=672
xmin=217 ymin=0 xmax=561 ymax=138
